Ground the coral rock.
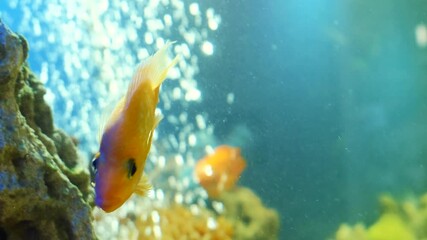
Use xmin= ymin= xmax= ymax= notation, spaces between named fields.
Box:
xmin=0 ymin=19 xmax=95 ymax=239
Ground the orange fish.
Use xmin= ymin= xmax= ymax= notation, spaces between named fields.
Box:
xmin=195 ymin=145 xmax=246 ymax=198
xmin=92 ymin=42 xmax=178 ymax=212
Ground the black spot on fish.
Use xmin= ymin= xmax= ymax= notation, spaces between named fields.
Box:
xmin=127 ymin=158 xmax=137 ymax=179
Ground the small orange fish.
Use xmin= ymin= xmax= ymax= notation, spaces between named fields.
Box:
xmin=195 ymin=145 xmax=246 ymax=198
xmin=93 ymin=42 xmax=178 ymax=212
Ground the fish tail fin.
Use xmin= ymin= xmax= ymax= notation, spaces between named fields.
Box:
xmin=126 ymin=41 xmax=179 ymax=104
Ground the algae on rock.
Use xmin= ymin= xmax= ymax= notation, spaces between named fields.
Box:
xmin=0 ymin=19 xmax=96 ymax=239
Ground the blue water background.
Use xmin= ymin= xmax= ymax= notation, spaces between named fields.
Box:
xmin=200 ymin=0 xmax=427 ymax=239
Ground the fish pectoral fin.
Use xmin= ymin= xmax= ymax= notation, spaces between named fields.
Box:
xmin=134 ymin=174 xmax=152 ymax=196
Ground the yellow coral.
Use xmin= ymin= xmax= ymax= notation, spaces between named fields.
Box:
xmin=368 ymin=213 xmax=415 ymax=240
xmin=334 ymin=193 xmax=427 ymax=240
xmin=219 ymin=187 xmax=280 ymax=240
xmin=136 ymin=205 xmax=233 ymax=240
xmin=96 ymin=186 xmax=281 ymax=240
xmin=367 ymin=195 xmax=415 ymax=240
xmin=335 ymin=223 xmax=369 ymax=240
xmin=402 ymin=193 xmax=427 ymax=238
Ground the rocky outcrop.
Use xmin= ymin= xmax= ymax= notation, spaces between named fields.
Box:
xmin=0 ymin=19 xmax=95 ymax=239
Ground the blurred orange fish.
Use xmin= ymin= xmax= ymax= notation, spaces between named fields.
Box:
xmin=92 ymin=42 xmax=178 ymax=212
xmin=195 ymin=145 xmax=246 ymax=198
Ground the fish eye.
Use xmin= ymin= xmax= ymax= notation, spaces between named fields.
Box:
xmin=92 ymin=158 xmax=98 ymax=170
xmin=92 ymin=152 xmax=100 ymax=173
xmin=127 ymin=158 xmax=137 ymax=179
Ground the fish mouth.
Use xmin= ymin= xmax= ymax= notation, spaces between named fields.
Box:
xmin=95 ymin=196 xmax=124 ymax=213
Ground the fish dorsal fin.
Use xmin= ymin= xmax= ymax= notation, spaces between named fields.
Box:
xmin=125 ymin=41 xmax=179 ymax=106
xmin=104 ymin=97 xmax=126 ymax=131
xmin=134 ymin=174 xmax=152 ymax=196
xmin=97 ymin=97 xmax=125 ymax=142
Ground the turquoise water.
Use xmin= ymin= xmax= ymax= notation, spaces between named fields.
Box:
xmin=2 ymin=0 xmax=427 ymax=239
xmin=202 ymin=1 xmax=427 ymax=238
